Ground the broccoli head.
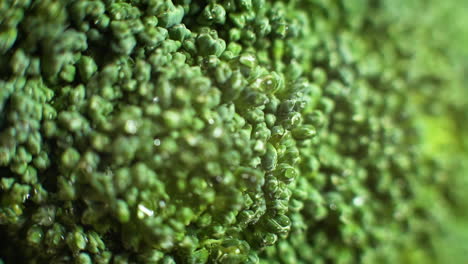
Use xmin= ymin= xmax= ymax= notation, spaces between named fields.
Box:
xmin=0 ymin=0 xmax=467 ymax=264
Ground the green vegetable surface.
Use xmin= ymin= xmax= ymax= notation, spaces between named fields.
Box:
xmin=1 ymin=0 xmax=467 ymax=263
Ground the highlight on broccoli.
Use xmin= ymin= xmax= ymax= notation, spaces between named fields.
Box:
xmin=1 ymin=0 xmax=467 ymax=263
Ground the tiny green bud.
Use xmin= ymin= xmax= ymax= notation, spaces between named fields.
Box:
xmin=291 ymin=125 xmax=317 ymax=140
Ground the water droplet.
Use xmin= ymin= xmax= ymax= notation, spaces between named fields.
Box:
xmin=23 ymin=193 xmax=31 ymax=202
xmin=153 ymin=138 xmax=161 ymax=146
xmin=124 ymin=120 xmax=137 ymax=134
xmin=353 ymin=196 xmax=364 ymax=207
xmin=186 ymin=135 xmax=198 ymax=146
xmin=208 ymin=118 xmax=215 ymax=125
xmin=138 ymin=204 xmax=154 ymax=218
xmin=239 ymin=54 xmax=256 ymax=67
xmin=213 ymin=127 xmax=223 ymax=138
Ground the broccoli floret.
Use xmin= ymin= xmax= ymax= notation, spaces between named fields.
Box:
xmin=0 ymin=0 xmax=467 ymax=264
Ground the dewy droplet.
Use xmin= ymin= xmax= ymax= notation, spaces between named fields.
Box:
xmin=153 ymin=138 xmax=161 ymax=146
xmin=23 ymin=193 xmax=31 ymax=202
xmin=138 ymin=204 xmax=154 ymax=218
xmin=124 ymin=120 xmax=138 ymax=134
xmin=213 ymin=127 xmax=223 ymax=138
xmin=353 ymin=196 xmax=365 ymax=207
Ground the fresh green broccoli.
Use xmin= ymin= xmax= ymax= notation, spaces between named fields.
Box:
xmin=0 ymin=0 xmax=467 ymax=263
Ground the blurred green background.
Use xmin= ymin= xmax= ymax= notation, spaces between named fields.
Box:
xmin=388 ymin=0 xmax=468 ymax=262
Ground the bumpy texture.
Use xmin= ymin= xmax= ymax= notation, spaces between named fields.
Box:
xmin=0 ymin=0 xmax=467 ymax=263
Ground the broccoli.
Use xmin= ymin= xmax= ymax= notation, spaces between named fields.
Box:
xmin=0 ymin=0 xmax=467 ymax=263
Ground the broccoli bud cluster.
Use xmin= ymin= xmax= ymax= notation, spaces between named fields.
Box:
xmin=0 ymin=0 xmax=467 ymax=263
xmin=0 ymin=0 xmax=319 ymax=263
